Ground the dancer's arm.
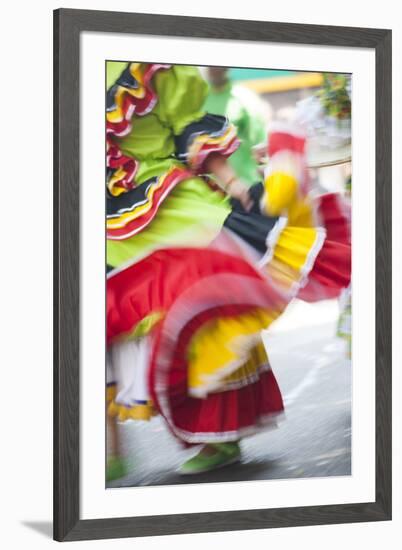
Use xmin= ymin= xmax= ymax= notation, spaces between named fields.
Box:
xmin=204 ymin=153 xmax=253 ymax=211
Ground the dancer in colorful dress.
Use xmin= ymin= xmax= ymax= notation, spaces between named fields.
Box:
xmin=106 ymin=61 xmax=275 ymax=476
xmin=105 ymin=62 xmax=351 ymax=477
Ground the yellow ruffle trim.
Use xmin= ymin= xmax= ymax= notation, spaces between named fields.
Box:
xmin=106 ymin=384 xmax=117 ymax=405
xmin=264 ymin=225 xmax=325 ymax=293
xmin=106 ymin=385 xmax=158 ymax=421
xmin=107 ymin=399 xmax=158 ymax=422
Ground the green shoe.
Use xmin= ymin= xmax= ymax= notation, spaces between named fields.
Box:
xmin=106 ymin=455 xmax=128 ymax=482
xmin=179 ymin=442 xmax=241 ymax=475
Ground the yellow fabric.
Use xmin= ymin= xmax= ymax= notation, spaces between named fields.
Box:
xmin=265 ymin=226 xmax=322 ymax=292
xmin=107 ymin=400 xmax=158 ymax=422
xmin=273 ymin=227 xmax=318 ymax=270
xmin=108 ymin=168 xmax=135 ymax=196
xmin=263 ymin=171 xmax=315 ymax=227
xmin=187 ymin=308 xmax=277 ymax=394
xmin=264 ymin=172 xmax=298 ymax=215
xmin=106 ymin=385 xmax=117 ymax=405
xmin=287 ymin=196 xmax=315 ymax=227
xmin=220 ymin=341 xmax=269 ymax=386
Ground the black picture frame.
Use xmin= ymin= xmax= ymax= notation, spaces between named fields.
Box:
xmin=54 ymin=8 xmax=392 ymax=542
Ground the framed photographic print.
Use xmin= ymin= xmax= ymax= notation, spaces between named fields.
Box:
xmin=54 ymin=8 xmax=392 ymax=541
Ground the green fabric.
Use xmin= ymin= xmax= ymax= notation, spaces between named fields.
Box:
xmin=107 ymin=177 xmax=231 ymax=268
xmin=203 ymin=83 xmax=267 ymax=186
xmin=106 ymin=61 xmax=128 ymax=89
xmin=179 ymin=442 xmax=241 ymax=475
xmin=106 ymin=455 xmax=128 ymax=482
xmin=126 ymin=311 xmax=164 ymax=339
xmin=153 ymin=65 xmax=208 ymax=135
xmin=117 ymin=113 xmax=175 ymax=161
xmin=127 ymin=158 xmax=182 ymax=187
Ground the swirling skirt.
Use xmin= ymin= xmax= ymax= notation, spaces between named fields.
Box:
xmin=106 ymin=179 xmax=351 ymax=444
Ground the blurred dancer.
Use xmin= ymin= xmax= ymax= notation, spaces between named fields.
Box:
xmin=105 ymin=63 xmax=351 ymax=477
xmin=203 ymin=67 xmax=268 ymax=187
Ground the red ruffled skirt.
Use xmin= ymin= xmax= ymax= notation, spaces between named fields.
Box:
xmin=107 ymin=220 xmax=351 ymax=444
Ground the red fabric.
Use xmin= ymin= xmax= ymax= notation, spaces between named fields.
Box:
xmin=298 ymin=239 xmax=351 ymax=301
xmin=107 ymin=248 xmax=269 ymax=344
xmin=149 ymin=303 xmax=284 ymax=444
xmin=268 ymin=131 xmax=306 ymax=157
xmin=163 ymin=370 xmax=283 ymax=445
xmin=296 ymin=192 xmax=351 ymax=302
xmin=315 ymin=193 xmax=351 ymax=246
xmin=106 ymin=138 xmax=139 ymax=192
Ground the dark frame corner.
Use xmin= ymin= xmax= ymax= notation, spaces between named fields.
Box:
xmin=54 ymin=8 xmax=392 ymax=541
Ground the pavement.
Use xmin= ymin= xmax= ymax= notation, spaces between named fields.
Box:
xmin=107 ymin=299 xmax=351 ymax=488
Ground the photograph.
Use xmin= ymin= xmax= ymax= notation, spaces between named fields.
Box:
xmin=105 ymin=62 xmax=352 ymax=488
xmin=52 ymin=8 xmax=392 ymax=541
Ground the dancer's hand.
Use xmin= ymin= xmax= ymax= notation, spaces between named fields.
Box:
xmin=204 ymin=153 xmax=253 ymax=210
xmin=252 ymin=143 xmax=268 ymax=176
xmin=227 ymin=179 xmax=253 ymax=212
xmin=252 ymin=143 xmax=267 ymax=164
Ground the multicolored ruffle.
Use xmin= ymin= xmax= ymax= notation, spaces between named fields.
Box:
xmin=106 ymin=63 xmax=171 ymax=137
xmin=175 ymin=114 xmax=240 ymax=172
xmin=106 ymin=140 xmax=139 ymax=197
xmin=107 ymin=166 xmax=193 ymax=240
xmin=106 ymin=63 xmax=170 ymax=196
